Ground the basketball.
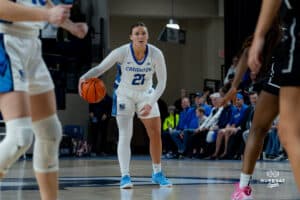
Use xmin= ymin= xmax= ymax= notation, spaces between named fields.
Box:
xmin=81 ymin=78 xmax=106 ymax=103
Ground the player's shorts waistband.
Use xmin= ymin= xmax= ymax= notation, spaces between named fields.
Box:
xmin=0 ymin=24 xmax=39 ymax=38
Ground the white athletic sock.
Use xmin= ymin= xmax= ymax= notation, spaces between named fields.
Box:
xmin=239 ymin=173 xmax=252 ymax=188
xmin=120 ymin=189 xmax=133 ymax=200
xmin=152 ymin=163 xmax=161 ymax=174
xmin=116 ymin=115 xmax=133 ymax=177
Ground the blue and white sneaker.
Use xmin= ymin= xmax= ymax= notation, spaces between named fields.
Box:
xmin=152 ymin=172 xmax=172 ymax=187
xmin=120 ymin=175 xmax=133 ymax=189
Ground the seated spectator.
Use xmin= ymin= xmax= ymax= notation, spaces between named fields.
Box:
xmin=76 ymin=140 xmax=91 ymax=157
xmin=206 ymin=87 xmax=235 ymax=145
xmin=231 ymin=91 xmax=257 ymax=159
xmin=174 ymin=88 xmax=188 ymax=113
xmin=158 ymin=98 xmax=169 ymax=124
xmin=240 ymin=69 xmax=262 ymax=95
xmin=242 ymin=92 xmax=258 ymax=142
xmin=170 ymin=98 xmax=197 ymax=159
xmin=206 ymin=100 xmax=235 ymax=144
xmin=166 ymin=97 xmax=192 ymax=158
xmin=194 ymin=92 xmax=212 ymax=116
xmin=224 ymin=56 xmax=238 ymax=85
xmin=161 ymin=105 xmax=179 ymax=157
xmin=191 ymin=93 xmax=224 ymax=158
xmin=171 ymin=107 xmax=207 ymax=158
xmin=203 ymin=86 xmax=214 ymax=105
xmin=211 ymin=93 xmax=248 ymax=159
xmin=264 ymin=117 xmax=281 ymax=159
xmin=194 ymin=107 xmax=208 ymax=128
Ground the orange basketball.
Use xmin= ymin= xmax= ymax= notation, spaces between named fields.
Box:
xmin=81 ymin=78 xmax=106 ymax=103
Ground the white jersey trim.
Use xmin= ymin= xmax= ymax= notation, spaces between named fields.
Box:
xmin=282 ymin=18 xmax=296 ymax=74
xmin=284 ymin=0 xmax=293 ymax=9
xmin=267 ymin=63 xmax=280 ymax=89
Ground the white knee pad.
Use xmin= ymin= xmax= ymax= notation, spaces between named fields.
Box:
xmin=32 ymin=114 xmax=62 ymax=173
xmin=0 ymin=117 xmax=34 ymax=174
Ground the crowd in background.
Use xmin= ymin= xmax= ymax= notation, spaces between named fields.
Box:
xmin=161 ymin=57 xmax=286 ymax=161
xmin=66 ymin=56 xmax=287 ymax=161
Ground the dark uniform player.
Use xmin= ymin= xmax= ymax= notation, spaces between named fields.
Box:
xmin=248 ymin=0 xmax=300 ymax=193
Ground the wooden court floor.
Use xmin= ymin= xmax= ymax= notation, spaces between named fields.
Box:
xmin=0 ymin=157 xmax=299 ymax=200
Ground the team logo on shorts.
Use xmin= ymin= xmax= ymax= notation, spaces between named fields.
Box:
xmin=119 ymin=103 xmax=126 ymax=110
xmin=18 ymin=69 xmax=25 ymax=82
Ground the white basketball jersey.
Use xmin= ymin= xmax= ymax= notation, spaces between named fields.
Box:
xmin=116 ymin=43 xmax=155 ymax=91
xmin=14 ymin=0 xmax=47 ymax=30
xmin=0 ymin=0 xmax=47 ymax=37
xmin=81 ymin=43 xmax=167 ymax=106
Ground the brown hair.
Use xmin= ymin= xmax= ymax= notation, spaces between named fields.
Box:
xmin=129 ymin=22 xmax=147 ymax=35
xmin=197 ymin=107 xmax=205 ymax=114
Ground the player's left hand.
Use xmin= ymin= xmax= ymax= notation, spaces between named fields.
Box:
xmin=248 ymin=35 xmax=265 ymax=74
xmin=71 ymin=23 xmax=88 ymax=39
xmin=139 ymin=104 xmax=152 ymax=117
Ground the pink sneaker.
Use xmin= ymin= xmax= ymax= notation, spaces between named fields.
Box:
xmin=231 ymin=183 xmax=253 ymax=200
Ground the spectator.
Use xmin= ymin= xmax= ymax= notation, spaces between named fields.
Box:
xmin=224 ymin=56 xmax=239 ymax=85
xmin=194 ymin=92 xmax=212 ymax=116
xmin=87 ymin=111 xmax=99 ymax=155
xmin=242 ymin=92 xmax=259 ymax=142
xmin=88 ymin=94 xmax=112 ymax=155
xmin=161 ymin=105 xmax=179 ymax=158
xmin=231 ymin=92 xmax=258 ymax=159
xmin=192 ymin=92 xmax=224 ymax=158
xmin=174 ymin=88 xmax=188 ymax=113
xmin=76 ymin=140 xmax=91 ymax=157
xmin=206 ymin=97 xmax=236 ymax=149
xmin=264 ymin=117 xmax=281 ymax=159
xmin=169 ymin=97 xmax=193 ymax=158
xmin=171 ymin=107 xmax=207 ymax=158
xmin=185 ymin=107 xmax=208 ymax=157
xmin=211 ymin=93 xmax=248 ymax=159
xmin=158 ymin=99 xmax=169 ymax=124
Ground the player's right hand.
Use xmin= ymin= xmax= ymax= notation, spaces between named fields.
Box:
xmin=78 ymin=78 xmax=86 ymax=97
xmin=139 ymin=104 xmax=152 ymax=117
xmin=48 ymin=5 xmax=72 ymax=25
xmin=220 ymin=87 xmax=238 ymax=106
xmin=70 ymin=23 xmax=89 ymax=39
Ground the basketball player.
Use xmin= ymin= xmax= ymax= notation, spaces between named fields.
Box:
xmin=79 ymin=22 xmax=172 ymax=189
xmin=0 ymin=1 xmax=88 ymax=200
xmin=248 ymin=0 xmax=300 ymax=192
xmin=222 ymin=25 xmax=282 ymax=199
